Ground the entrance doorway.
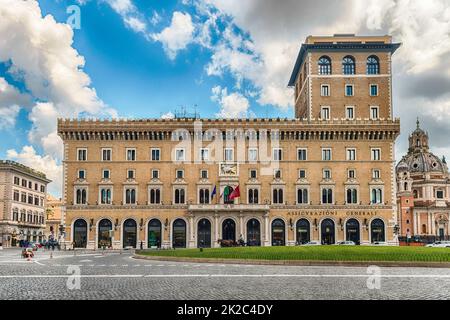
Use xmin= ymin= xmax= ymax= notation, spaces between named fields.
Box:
xmin=246 ymin=219 xmax=261 ymax=246
xmin=345 ymin=219 xmax=360 ymax=244
xmin=197 ymin=219 xmax=211 ymax=248
xmin=321 ymin=219 xmax=335 ymax=245
xmin=122 ymin=219 xmax=137 ymax=248
xmin=222 ymin=219 xmax=236 ymax=241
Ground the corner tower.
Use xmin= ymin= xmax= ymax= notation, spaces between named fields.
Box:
xmin=288 ymin=34 xmax=401 ymax=119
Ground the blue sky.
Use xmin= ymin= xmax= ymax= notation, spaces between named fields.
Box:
xmin=1 ymin=0 xmax=450 ymax=196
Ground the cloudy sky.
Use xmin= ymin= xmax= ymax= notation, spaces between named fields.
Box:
xmin=0 ymin=0 xmax=449 ymax=196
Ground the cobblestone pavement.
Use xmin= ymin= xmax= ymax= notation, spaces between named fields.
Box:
xmin=0 ymin=248 xmax=449 ymax=300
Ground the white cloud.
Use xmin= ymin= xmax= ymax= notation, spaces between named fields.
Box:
xmin=151 ymin=12 xmax=195 ymax=60
xmin=212 ymin=86 xmax=249 ymax=118
xmin=7 ymin=146 xmax=62 ymax=196
xmin=105 ymin=0 xmax=135 ymax=15
xmin=0 ymin=77 xmax=31 ymax=129
xmin=124 ymin=16 xmax=146 ymax=33
xmin=161 ymin=112 xmax=175 ymax=119
xmin=0 ymin=0 xmax=117 ymax=195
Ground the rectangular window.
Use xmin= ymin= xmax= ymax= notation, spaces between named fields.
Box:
xmin=273 ymin=148 xmax=283 ymax=161
xmin=40 ymin=185 xmax=45 ymax=193
xmin=321 ymin=84 xmax=330 ymax=97
xmin=78 ymin=169 xmax=86 ymax=180
xmin=14 ymin=177 xmax=20 ymax=185
xmin=13 ymin=190 xmax=19 ymax=201
xmin=176 ymin=170 xmax=184 ymax=179
xmin=297 ymin=148 xmax=307 ymax=161
xmin=175 ymin=148 xmax=185 ymax=161
xmin=127 ymin=170 xmax=135 ymax=179
xmin=151 ymin=148 xmax=161 ymax=161
xmin=77 ymin=148 xmax=87 ymax=161
xmin=299 ymin=169 xmax=306 ymax=179
xmin=248 ymin=148 xmax=258 ymax=162
xmin=346 ymin=148 xmax=356 ymax=161
xmin=348 ymin=169 xmax=356 ymax=179
xmin=370 ymin=106 xmax=379 ymax=120
xmin=371 ymin=148 xmax=381 ymax=161
xmin=274 ymin=169 xmax=282 ymax=179
xmin=28 ymin=194 xmax=33 ymax=205
xmin=200 ymin=170 xmax=208 ymax=179
xmin=323 ymin=169 xmax=331 ymax=180
xmin=224 ymin=148 xmax=234 ymax=161
xmin=21 ymin=193 xmax=26 ymax=203
xmin=102 ymin=148 xmax=112 ymax=161
xmin=200 ymin=148 xmax=209 ymax=161
xmin=346 ymin=106 xmax=355 ymax=120
xmin=372 ymin=169 xmax=381 ymax=179
xmin=370 ymin=84 xmax=378 ymax=96
xmin=320 ymin=106 xmax=330 ymax=120
xmin=345 ymin=84 xmax=354 ymax=97
xmin=250 ymin=169 xmax=257 ymax=179
xmin=102 ymin=169 xmax=110 ymax=180
xmin=21 ymin=179 xmax=27 ymax=187
xmin=126 ymin=148 xmax=136 ymax=161
xmin=152 ymin=170 xmax=159 ymax=179
xmin=34 ymin=196 xmax=39 ymax=206
xmin=322 ymin=148 xmax=332 ymax=161
xmin=34 ymin=183 xmax=38 ymax=191
xmin=28 ymin=181 xmax=32 ymax=189
xmin=436 ymin=190 xmax=444 ymax=199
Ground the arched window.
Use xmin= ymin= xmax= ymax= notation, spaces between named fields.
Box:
xmin=125 ymin=188 xmax=136 ymax=204
xmin=370 ymin=219 xmax=385 ymax=243
xmin=197 ymin=218 xmax=211 ymax=248
xmin=148 ymin=219 xmax=161 ymax=248
xmin=342 ymin=56 xmax=355 ymax=74
xmin=345 ymin=218 xmax=360 ymax=244
xmin=73 ymin=219 xmax=88 ymax=248
xmin=123 ymin=219 xmax=137 ymax=248
xmin=150 ymin=188 xmax=160 ymax=204
xmin=273 ymin=189 xmax=284 ymax=204
xmin=271 ymin=219 xmax=285 ymax=246
xmin=296 ymin=219 xmax=310 ymax=244
xmin=413 ymin=190 xmax=418 ymax=198
xmin=247 ymin=219 xmax=261 ymax=246
xmin=222 ymin=219 xmax=236 ymax=241
xmin=76 ymin=188 xmax=87 ymax=204
xmin=297 ymin=188 xmax=308 ymax=204
xmin=248 ymin=188 xmax=259 ymax=204
xmin=346 ymin=188 xmax=358 ymax=204
xmin=318 ymin=56 xmax=332 ymax=75
xmin=322 ymin=188 xmax=333 ymax=204
xmin=367 ymin=56 xmax=380 ymax=75
xmin=371 ymin=188 xmax=383 ymax=204
xmin=404 ymin=182 xmax=408 ymax=191
xmin=172 ymin=219 xmax=186 ymax=248
xmin=199 ymin=189 xmax=210 ymax=204
xmin=98 ymin=219 xmax=112 ymax=248
xmin=100 ymin=188 xmax=111 ymax=204
xmin=174 ymin=188 xmax=185 ymax=204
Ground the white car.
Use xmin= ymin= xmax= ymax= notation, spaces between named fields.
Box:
xmin=426 ymin=241 xmax=450 ymax=248
xmin=302 ymin=241 xmax=321 ymax=246
xmin=337 ymin=241 xmax=356 ymax=246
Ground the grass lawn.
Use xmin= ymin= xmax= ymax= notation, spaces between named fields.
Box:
xmin=136 ymin=246 xmax=450 ymax=262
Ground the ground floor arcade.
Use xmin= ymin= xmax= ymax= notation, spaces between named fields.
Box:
xmin=63 ymin=206 xmax=398 ymax=249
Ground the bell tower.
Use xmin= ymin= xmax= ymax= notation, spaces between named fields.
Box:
xmin=408 ymin=118 xmax=429 ymax=153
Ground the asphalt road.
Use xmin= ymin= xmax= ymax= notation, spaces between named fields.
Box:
xmin=0 ymin=248 xmax=449 ymax=300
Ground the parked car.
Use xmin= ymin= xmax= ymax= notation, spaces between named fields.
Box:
xmin=426 ymin=241 xmax=450 ymax=248
xmin=337 ymin=241 xmax=356 ymax=245
xmin=303 ymin=241 xmax=321 ymax=246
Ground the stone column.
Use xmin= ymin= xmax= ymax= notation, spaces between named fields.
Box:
xmin=263 ymin=213 xmax=270 ymax=246
xmin=188 ymin=215 xmax=196 ymax=248
xmin=239 ymin=214 xmax=244 ymax=240
xmin=214 ymin=214 xmax=219 ymax=248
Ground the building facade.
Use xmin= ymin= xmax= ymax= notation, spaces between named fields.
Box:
xmin=58 ymin=34 xmax=401 ymax=249
xmin=0 ymin=160 xmax=51 ymax=247
xmin=45 ymin=195 xmax=64 ymax=243
xmin=396 ymin=120 xmax=450 ymax=240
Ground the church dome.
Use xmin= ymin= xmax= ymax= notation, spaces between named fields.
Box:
xmin=396 ymin=118 xmax=448 ymax=174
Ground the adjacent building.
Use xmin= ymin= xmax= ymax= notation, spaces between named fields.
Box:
xmin=45 ymin=195 xmax=64 ymax=243
xmin=396 ymin=120 xmax=450 ymax=241
xmin=0 ymin=160 xmax=51 ymax=247
xmin=58 ymin=34 xmax=401 ymax=249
